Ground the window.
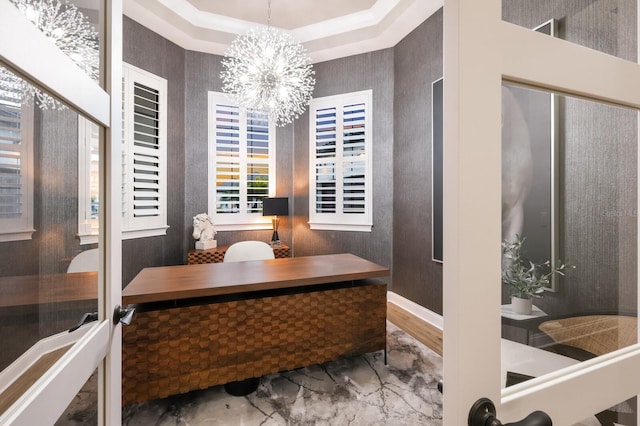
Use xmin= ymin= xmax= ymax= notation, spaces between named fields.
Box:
xmin=121 ymin=63 xmax=168 ymax=238
xmin=0 ymin=88 xmax=34 ymax=242
xmin=309 ymin=90 xmax=372 ymax=232
xmin=208 ymin=92 xmax=275 ymax=231
xmin=77 ymin=64 xmax=168 ymax=242
xmin=78 ymin=63 xmax=168 ymax=244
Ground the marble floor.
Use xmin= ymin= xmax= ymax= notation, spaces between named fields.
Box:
xmin=122 ymin=322 xmax=443 ymax=425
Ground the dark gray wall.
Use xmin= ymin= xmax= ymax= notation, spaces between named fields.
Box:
xmin=393 ymin=9 xmax=444 ymax=313
xmin=122 ymin=17 xmax=186 ymax=286
xmin=291 ymin=49 xmax=395 ymax=272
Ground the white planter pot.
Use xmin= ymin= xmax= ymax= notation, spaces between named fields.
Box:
xmin=511 ymin=296 xmax=533 ymax=315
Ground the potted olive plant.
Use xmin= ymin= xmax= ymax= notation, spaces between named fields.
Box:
xmin=502 ymin=234 xmax=573 ymax=314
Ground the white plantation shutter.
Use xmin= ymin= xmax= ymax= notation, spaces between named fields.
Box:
xmin=0 ymin=88 xmax=34 ymax=241
xmin=309 ymin=90 xmax=372 ymax=232
xmin=131 ymin=82 xmax=161 ymax=218
xmin=246 ymin=112 xmax=270 ymax=213
xmin=208 ymin=92 xmax=275 ymax=230
xmin=122 ymin=63 xmax=168 ymax=237
xmin=314 ymin=106 xmax=337 ymax=214
xmin=213 ymin=103 xmax=241 ymax=214
xmin=342 ymin=102 xmax=367 ymax=214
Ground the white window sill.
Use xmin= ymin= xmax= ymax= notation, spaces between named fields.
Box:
xmin=215 ymin=223 xmax=272 ymax=232
xmin=77 ymin=225 xmax=170 ymax=244
xmin=123 ymin=225 xmax=169 ymax=240
xmin=308 ymin=222 xmax=372 ymax=232
xmin=0 ymin=229 xmax=36 ymax=242
xmin=78 ymin=234 xmax=99 ymax=245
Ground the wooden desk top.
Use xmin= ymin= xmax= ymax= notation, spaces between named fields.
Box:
xmin=123 ymin=253 xmax=390 ymax=305
xmin=0 ymin=272 xmax=98 ymax=308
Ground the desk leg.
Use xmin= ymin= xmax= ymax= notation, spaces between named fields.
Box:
xmin=224 ymin=377 xmax=260 ymax=396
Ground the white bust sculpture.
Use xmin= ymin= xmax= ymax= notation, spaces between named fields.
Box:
xmin=193 ymin=213 xmax=217 ymax=249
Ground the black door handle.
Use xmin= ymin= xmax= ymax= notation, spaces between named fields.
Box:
xmin=469 ymin=398 xmax=552 ymax=426
xmin=113 ymin=304 xmax=136 ymax=326
xmin=69 ymin=312 xmax=99 ymax=332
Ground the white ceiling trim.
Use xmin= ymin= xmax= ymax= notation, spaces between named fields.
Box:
xmin=307 ymin=0 xmax=442 ymax=63
xmin=124 ymin=0 xmax=443 ymax=63
xmin=291 ymin=0 xmax=413 ymax=43
xmin=158 ymin=0 xmax=260 ymax=34
xmin=124 ymin=0 xmax=236 ymax=52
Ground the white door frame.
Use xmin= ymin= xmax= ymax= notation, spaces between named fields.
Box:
xmin=0 ymin=0 xmax=122 ymax=424
xmin=443 ymin=0 xmax=640 ymax=424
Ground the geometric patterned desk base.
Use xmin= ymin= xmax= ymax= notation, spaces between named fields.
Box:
xmin=122 ymin=280 xmax=386 ymax=405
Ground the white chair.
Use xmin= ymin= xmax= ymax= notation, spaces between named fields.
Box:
xmin=223 ymin=241 xmax=274 ymax=263
xmin=222 ymin=240 xmax=275 ymax=396
xmin=67 ymin=248 xmax=99 ymax=273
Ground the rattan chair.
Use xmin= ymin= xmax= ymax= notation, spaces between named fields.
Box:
xmin=539 ymin=315 xmax=636 ymax=357
xmin=539 ymin=315 xmax=637 ymax=426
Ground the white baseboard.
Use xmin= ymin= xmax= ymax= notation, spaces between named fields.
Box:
xmin=387 ymin=291 xmax=443 ymax=330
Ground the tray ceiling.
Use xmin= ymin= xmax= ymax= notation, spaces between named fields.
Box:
xmin=124 ymin=0 xmax=442 ymax=63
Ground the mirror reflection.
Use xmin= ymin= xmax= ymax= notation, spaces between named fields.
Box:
xmin=501 ymin=83 xmax=638 ymax=408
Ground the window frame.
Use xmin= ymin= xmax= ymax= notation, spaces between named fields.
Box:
xmin=77 ymin=115 xmax=100 ymax=244
xmin=207 ymin=91 xmax=276 ymax=231
xmin=0 ymin=97 xmax=34 ymax=242
xmin=78 ymin=63 xmax=169 ymax=243
xmin=308 ymin=90 xmax=373 ymax=232
xmin=121 ymin=62 xmax=169 ymax=239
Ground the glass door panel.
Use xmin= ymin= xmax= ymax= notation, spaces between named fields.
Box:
xmin=55 ymin=369 xmax=98 ymax=425
xmin=574 ymin=396 xmax=637 ymax=426
xmin=502 ymin=0 xmax=636 ymax=62
xmin=445 ymin=0 xmax=640 ymax=424
xmin=0 ymin=63 xmax=100 ymax=417
xmin=501 ymin=82 xmax=638 ymax=396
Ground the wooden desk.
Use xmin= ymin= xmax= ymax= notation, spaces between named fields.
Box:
xmin=187 ymin=244 xmax=290 ymax=264
xmin=122 ymin=254 xmax=389 ymax=405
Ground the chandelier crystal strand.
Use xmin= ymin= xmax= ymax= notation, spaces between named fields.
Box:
xmin=0 ymin=0 xmax=99 ymax=109
xmin=220 ymin=2 xmax=315 ymax=127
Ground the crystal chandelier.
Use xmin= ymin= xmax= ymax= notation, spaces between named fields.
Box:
xmin=220 ymin=0 xmax=315 ymax=127
xmin=0 ymin=0 xmax=99 ymax=110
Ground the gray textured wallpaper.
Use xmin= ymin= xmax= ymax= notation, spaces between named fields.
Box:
xmin=393 ymin=9 xmax=444 ymax=312
xmin=291 ymin=49 xmax=395 ymax=271
xmin=122 ymin=17 xmax=186 ymax=286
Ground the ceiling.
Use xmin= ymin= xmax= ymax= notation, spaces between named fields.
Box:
xmin=124 ymin=0 xmax=443 ymax=63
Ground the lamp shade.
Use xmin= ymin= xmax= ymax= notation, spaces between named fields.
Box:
xmin=262 ymin=197 xmax=289 ymax=216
